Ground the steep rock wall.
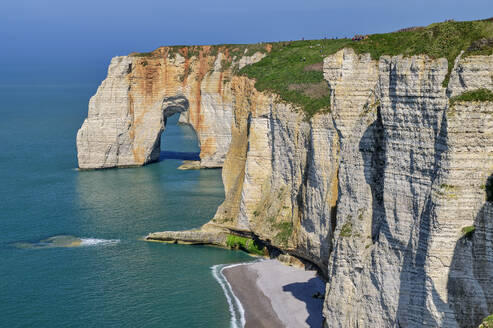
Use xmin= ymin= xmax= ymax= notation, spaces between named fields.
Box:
xmin=208 ymin=77 xmax=339 ymax=272
xmin=322 ymin=49 xmax=493 ymax=327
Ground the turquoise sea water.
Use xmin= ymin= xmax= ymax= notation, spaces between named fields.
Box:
xmin=0 ymin=84 xmax=252 ymax=327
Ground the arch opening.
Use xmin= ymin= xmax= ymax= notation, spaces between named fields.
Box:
xmin=157 ymin=96 xmax=200 ymax=162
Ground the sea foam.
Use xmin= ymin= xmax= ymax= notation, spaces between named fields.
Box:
xmin=212 ymin=262 xmax=260 ymax=328
xmin=80 ymin=238 xmax=120 ymax=246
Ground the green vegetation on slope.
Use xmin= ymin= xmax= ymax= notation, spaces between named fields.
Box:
xmin=240 ymin=18 xmax=493 ymax=116
xmin=340 ymin=221 xmax=353 ymax=237
xmin=240 ymin=39 xmax=347 ymax=117
xmin=461 ymin=225 xmax=476 ymax=240
xmin=450 ymin=88 xmax=493 ymax=107
xmin=479 ymin=314 xmax=493 ymax=328
xmin=226 ymin=234 xmax=265 ymax=255
xmin=273 ymin=221 xmax=293 ymax=246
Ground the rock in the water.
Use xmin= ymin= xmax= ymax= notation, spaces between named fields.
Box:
xmin=177 ymin=160 xmax=202 ymax=170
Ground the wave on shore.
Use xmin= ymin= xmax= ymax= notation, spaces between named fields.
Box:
xmin=211 ymin=263 xmax=250 ymax=328
xmin=12 ymin=235 xmax=120 ymax=249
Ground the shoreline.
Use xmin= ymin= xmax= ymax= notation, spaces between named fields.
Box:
xmin=211 ymin=263 xmax=248 ymax=328
xmin=219 ymin=259 xmax=325 ymax=328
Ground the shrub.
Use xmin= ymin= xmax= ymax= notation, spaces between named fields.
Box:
xmin=340 ymin=221 xmax=353 ymax=237
xmin=274 ymin=221 xmax=293 ymax=246
xmin=449 ymin=89 xmax=493 ymax=107
xmin=226 ymin=235 xmax=264 ymax=255
xmin=461 ymin=225 xmax=476 ymax=239
xmin=479 ymin=314 xmax=493 ymax=328
xmin=131 ymin=19 xmax=493 ymax=117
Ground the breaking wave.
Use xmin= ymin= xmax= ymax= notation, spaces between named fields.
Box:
xmin=12 ymin=235 xmax=120 ymax=249
xmin=80 ymin=238 xmax=120 ymax=246
xmin=211 ymin=262 xmax=252 ymax=328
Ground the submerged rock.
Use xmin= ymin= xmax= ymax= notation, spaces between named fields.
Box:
xmin=177 ymin=160 xmax=202 ymax=170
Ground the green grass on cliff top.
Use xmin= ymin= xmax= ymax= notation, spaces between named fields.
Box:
xmin=240 ymin=18 xmax=493 ymax=117
xmin=133 ymin=43 xmax=268 ymax=62
xmin=135 ymin=18 xmax=493 ymax=117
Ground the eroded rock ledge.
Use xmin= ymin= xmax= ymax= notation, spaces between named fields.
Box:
xmin=146 ymin=225 xmax=317 ymax=270
xmin=146 ymin=224 xmax=229 ymax=246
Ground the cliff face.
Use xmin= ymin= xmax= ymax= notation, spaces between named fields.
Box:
xmin=76 ymin=46 xmax=266 ymax=169
xmin=78 ymin=45 xmax=493 ymax=327
xmin=322 ymin=49 xmax=493 ymax=327
xmin=209 ymin=77 xmax=338 ymax=272
xmin=208 ymin=49 xmax=493 ymax=326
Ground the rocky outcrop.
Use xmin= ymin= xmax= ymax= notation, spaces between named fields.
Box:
xmin=210 ymin=78 xmax=338 ymax=272
xmin=147 ymin=224 xmax=229 ymax=246
xmin=76 ymin=46 xmax=266 ymax=169
xmin=83 ymin=44 xmax=493 ymax=327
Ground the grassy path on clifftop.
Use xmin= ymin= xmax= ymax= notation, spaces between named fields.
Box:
xmin=240 ymin=18 xmax=493 ymax=116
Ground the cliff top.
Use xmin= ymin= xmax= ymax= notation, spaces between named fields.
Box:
xmin=132 ymin=18 xmax=493 ymax=117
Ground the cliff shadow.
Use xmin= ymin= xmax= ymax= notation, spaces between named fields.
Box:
xmin=359 ymin=105 xmax=448 ymax=326
xmin=159 ymin=151 xmax=200 ymax=161
xmin=447 ymin=174 xmax=493 ymax=327
xmin=393 ymin=109 xmax=449 ymax=327
xmin=360 ymin=105 xmax=386 ymax=244
xmin=282 ymin=277 xmax=326 ymax=327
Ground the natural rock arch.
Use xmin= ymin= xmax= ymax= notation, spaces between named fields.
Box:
xmin=149 ymin=95 xmax=192 ymax=163
xmin=76 ymin=52 xmax=237 ymax=170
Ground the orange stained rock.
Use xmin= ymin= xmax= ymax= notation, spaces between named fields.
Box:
xmin=217 ymin=71 xmax=223 ymax=96
xmin=200 ymin=137 xmax=217 ymax=160
xmin=180 ymin=47 xmax=190 ymax=86
xmin=191 ymin=47 xmax=214 ymax=132
xmin=120 ymin=47 xmax=267 ymax=165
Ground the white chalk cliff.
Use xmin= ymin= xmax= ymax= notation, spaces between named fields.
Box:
xmin=76 ymin=46 xmax=266 ymax=169
xmin=77 ymin=43 xmax=493 ymax=327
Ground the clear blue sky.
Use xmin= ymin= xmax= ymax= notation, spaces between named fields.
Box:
xmin=1 ymin=0 xmax=492 ymax=83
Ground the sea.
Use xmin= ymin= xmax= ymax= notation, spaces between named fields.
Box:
xmin=0 ymin=83 xmax=252 ymax=328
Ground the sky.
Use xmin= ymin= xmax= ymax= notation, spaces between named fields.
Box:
xmin=1 ymin=0 xmax=492 ymax=84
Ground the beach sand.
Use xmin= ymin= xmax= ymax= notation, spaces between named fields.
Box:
xmin=222 ymin=259 xmax=325 ymax=328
